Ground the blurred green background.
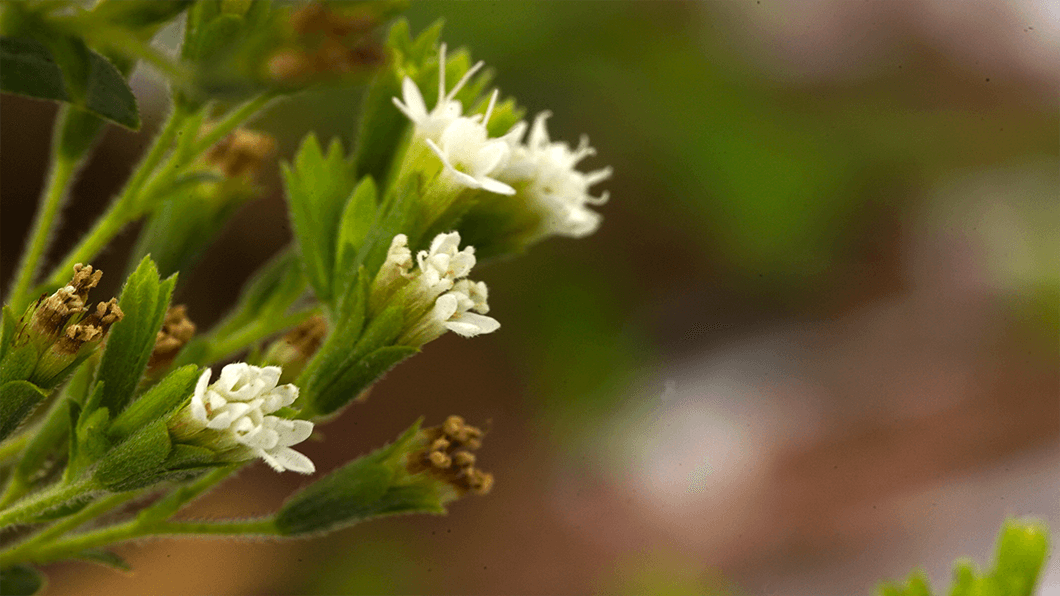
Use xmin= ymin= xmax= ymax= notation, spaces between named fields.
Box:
xmin=2 ymin=1 xmax=1056 ymax=594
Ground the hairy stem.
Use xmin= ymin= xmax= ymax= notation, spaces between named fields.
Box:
xmin=7 ymin=108 xmax=85 ymax=311
xmin=41 ymin=104 xmax=188 ymax=290
xmin=0 ymin=479 xmax=97 ymax=529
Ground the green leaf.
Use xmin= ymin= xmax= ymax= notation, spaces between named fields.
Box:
xmin=0 ymin=564 xmax=45 ymax=595
xmin=313 ymin=346 xmax=417 ymax=417
xmin=0 ymin=344 xmax=38 ymax=386
xmin=0 ymin=305 xmax=18 ymax=362
xmin=162 ymin=444 xmax=216 ymax=469
xmin=0 ymin=37 xmax=139 ymax=129
xmin=282 ymin=135 xmax=356 ymax=303
xmin=94 ymin=256 xmax=176 ymax=416
xmin=74 ymin=549 xmax=131 ymax=572
xmin=335 ymin=177 xmax=379 ymax=286
xmin=90 ymin=0 xmax=193 ymax=34
xmin=303 ymin=299 xmax=406 ymax=418
xmin=993 ymin=519 xmax=1049 ymax=596
xmin=0 ymin=37 xmax=69 ymax=102
xmin=0 ymin=381 xmax=46 ymax=443
xmin=94 ymin=418 xmax=172 ymax=491
xmin=107 ymin=365 xmax=199 ymax=441
xmin=275 ymin=421 xmax=424 ymax=536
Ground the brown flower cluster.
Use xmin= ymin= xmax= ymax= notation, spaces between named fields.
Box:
xmin=27 ymin=264 xmax=123 ymax=355
xmin=267 ymin=2 xmax=385 ymax=83
xmin=203 ymin=128 xmax=276 ymax=180
xmin=148 ymin=305 xmax=196 ymax=369
xmin=408 ymin=415 xmax=494 ymax=496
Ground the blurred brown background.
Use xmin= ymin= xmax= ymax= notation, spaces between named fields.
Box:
xmin=2 ymin=1 xmax=1057 ymax=594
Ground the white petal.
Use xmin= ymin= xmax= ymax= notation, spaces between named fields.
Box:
xmin=478 ymin=177 xmax=516 ymax=196
xmin=206 ymin=411 xmax=233 ymax=430
xmin=275 ymin=419 xmax=314 ymax=445
xmin=433 ymin=292 xmax=460 ymax=321
xmin=194 ymin=369 xmax=212 ymax=399
xmin=400 ymin=77 xmax=428 ymax=121
xmin=445 ymin=312 xmax=500 ymax=337
xmin=261 ymin=447 xmax=315 ymax=474
xmin=190 ymin=395 xmax=208 ymax=422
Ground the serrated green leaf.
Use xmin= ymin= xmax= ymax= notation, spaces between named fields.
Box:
xmin=0 ymin=564 xmax=45 ymax=595
xmin=74 ymin=548 xmax=131 ymax=572
xmin=94 ymin=257 xmax=176 ymax=416
xmin=313 ymin=345 xmax=417 ymax=417
xmin=283 ymin=135 xmax=356 ymax=303
xmin=335 ymin=177 xmax=379 ymax=285
xmin=94 ymin=418 xmax=171 ymax=491
xmin=993 ymin=519 xmax=1049 ymax=596
xmin=0 ymin=37 xmax=139 ymax=129
xmin=0 ymin=380 xmax=46 ymax=442
xmin=108 ymin=365 xmax=199 ymax=441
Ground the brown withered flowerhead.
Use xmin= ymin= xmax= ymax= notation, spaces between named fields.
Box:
xmin=407 ymin=415 xmax=493 ymax=496
xmin=267 ymin=2 xmax=385 ymax=84
xmin=148 ymin=305 xmax=196 ymax=370
xmin=16 ymin=264 xmax=123 ymax=388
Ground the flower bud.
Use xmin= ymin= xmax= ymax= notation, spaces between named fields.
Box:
xmin=147 ymin=305 xmax=196 ymax=371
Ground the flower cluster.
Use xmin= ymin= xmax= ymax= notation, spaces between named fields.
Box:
xmin=372 ymin=231 xmax=499 ymax=346
xmin=393 ymin=43 xmax=611 ymax=240
xmin=171 ymin=363 xmax=315 ymax=474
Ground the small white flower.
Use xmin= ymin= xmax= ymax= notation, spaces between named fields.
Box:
xmin=373 ymin=232 xmax=500 ymax=345
xmin=188 ymin=363 xmax=315 ymax=474
xmin=392 ymin=44 xmax=484 ymax=142
xmin=499 ymin=112 xmax=612 ymax=238
xmin=393 ymin=44 xmax=515 ymax=195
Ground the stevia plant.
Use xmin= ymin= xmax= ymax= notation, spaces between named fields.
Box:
xmin=0 ymin=1 xmax=612 ymax=592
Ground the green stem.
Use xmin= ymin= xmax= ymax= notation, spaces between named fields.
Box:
xmin=2 ymin=517 xmax=277 ymax=567
xmin=192 ymin=94 xmax=277 ymax=158
xmin=41 ymin=104 xmax=188 ymax=290
xmin=7 ymin=109 xmax=83 ymax=311
xmin=0 ymin=434 xmax=30 ymax=465
xmin=204 ymin=307 xmax=318 ymax=365
xmin=0 ymin=491 xmax=140 ymax=566
xmin=0 ymin=480 xmax=97 ymax=528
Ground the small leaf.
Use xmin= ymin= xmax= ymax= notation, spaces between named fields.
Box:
xmin=74 ymin=549 xmax=131 ymax=572
xmin=94 ymin=418 xmax=172 ymax=491
xmin=335 ymin=177 xmax=379 ymax=285
xmin=0 ymin=344 xmax=39 ymax=386
xmin=0 ymin=380 xmax=46 ymax=443
xmin=313 ymin=346 xmax=417 ymax=417
xmin=283 ymin=134 xmax=356 ymax=303
xmin=94 ymin=256 xmax=176 ymax=416
xmin=0 ymin=37 xmax=139 ymax=129
xmin=0 ymin=564 xmax=45 ymax=595
xmin=0 ymin=37 xmax=69 ymax=102
xmin=108 ymin=365 xmax=199 ymax=441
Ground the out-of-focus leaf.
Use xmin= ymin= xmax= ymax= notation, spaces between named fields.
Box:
xmin=0 ymin=37 xmax=139 ymax=129
xmin=74 ymin=549 xmax=131 ymax=572
xmin=0 ymin=565 xmax=45 ymax=595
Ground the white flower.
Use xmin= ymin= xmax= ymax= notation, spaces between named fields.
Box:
xmin=188 ymin=363 xmax=315 ymax=474
xmin=392 ymin=43 xmax=483 ymax=142
xmin=499 ymin=112 xmax=612 ymax=238
xmin=373 ymin=232 xmax=500 ymax=345
xmin=393 ymin=44 xmax=515 ymax=196
xmin=435 ymin=279 xmax=499 ymax=338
